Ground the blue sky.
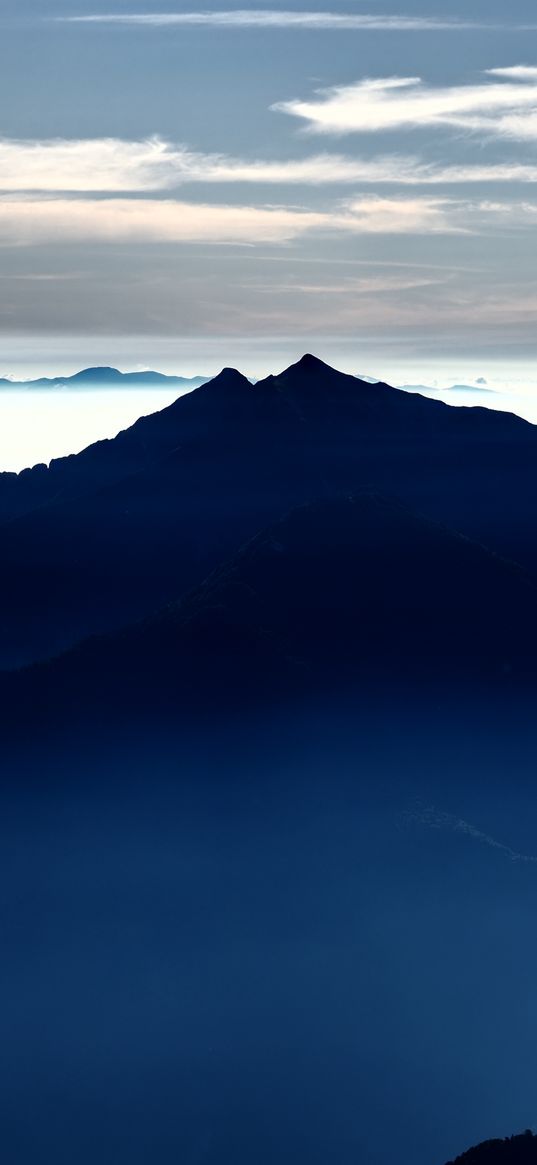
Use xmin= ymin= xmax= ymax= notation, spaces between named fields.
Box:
xmin=3 ymin=0 xmax=537 ymax=382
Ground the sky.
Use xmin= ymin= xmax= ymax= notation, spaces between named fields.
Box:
xmin=3 ymin=1 xmax=537 ymax=403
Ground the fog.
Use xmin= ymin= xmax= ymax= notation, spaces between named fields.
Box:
xmin=1 ymin=710 xmax=536 ymax=1165
xmin=0 ymin=388 xmax=182 ymax=473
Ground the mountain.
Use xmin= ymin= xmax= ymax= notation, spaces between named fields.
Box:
xmin=2 ymin=353 xmax=537 ymax=1165
xmin=445 ymin=1131 xmax=537 ymax=1164
xmin=3 ymin=491 xmax=536 ymax=736
xmin=0 ymin=366 xmax=209 ymax=390
xmin=1 ymin=352 xmax=537 ymax=668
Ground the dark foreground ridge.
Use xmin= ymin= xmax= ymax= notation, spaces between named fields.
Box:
xmin=2 ymin=490 xmax=536 ymax=737
xmin=446 ymin=1131 xmax=537 ymax=1164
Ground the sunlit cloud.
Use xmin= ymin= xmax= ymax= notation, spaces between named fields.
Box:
xmin=0 ymin=195 xmax=471 ymax=246
xmin=0 ymin=138 xmax=441 ymax=191
xmin=57 ymin=10 xmax=491 ymax=32
xmin=3 ymin=194 xmax=537 ymax=246
xmin=341 ymin=196 xmax=462 ymax=234
xmin=7 ymin=136 xmax=537 ymax=192
xmin=0 ymin=136 xmax=181 ymax=193
xmin=276 ymin=67 xmax=537 ymax=140
xmin=0 ymin=198 xmax=328 ymax=245
xmin=486 ymin=65 xmax=537 ymax=80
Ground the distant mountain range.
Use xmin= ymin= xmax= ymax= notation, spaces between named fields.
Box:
xmin=0 ymin=365 xmax=495 ymax=402
xmin=445 ymin=1131 xmax=537 ymax=1164
xmin=357 ymin=373 xmax=497 ymax=399
xmin=0 ymin=366 xmax=209 ymax=390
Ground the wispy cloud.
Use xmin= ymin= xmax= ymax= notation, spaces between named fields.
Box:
xmin=0 ymin=138 xmax=435 ymax=191
xmin=0 ymin=195 xmax=469 ymax=246
xmin=56 ymin=10 xmax=492 ymax=32
xmin=487 ymin=65 xmax=537 ymax=80
xmin=247 ymin=274 xmax=441 ymax=295
xmin=0 ymin=136 xmax=180 ymax=193
xmin=0 ymin=198 xmax=327 ymax=245
xmin=2 ymin=178 xmax=537 ymax=246
xmin=6 ymin=193 xmax=537 ymax=245
xmin=6 ymin=135 xmax=537 ymax=192
xmin=341 ymin=196 xmax=463 ymax=234
xmin=276 ymin=67 xmax=537 ymax=141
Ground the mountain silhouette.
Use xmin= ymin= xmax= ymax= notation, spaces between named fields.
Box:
xmin=0 ymin=366 xmax=208 ymax=390
xmin=1 ymin=353 xmax=537 ymax=667
xmin=2 ymin=354 xmax=537 ymax=1165
xmin=445 ymin=1131 xmax=537 ymax=1164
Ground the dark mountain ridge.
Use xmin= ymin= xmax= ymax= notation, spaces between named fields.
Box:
xmin=1 ymin=353 xmax=537 ymax=668
xmin=445 ymin=1131 xmax=537 ymax=1164
xmin=3 ymin=491 xmax=537 ymax=737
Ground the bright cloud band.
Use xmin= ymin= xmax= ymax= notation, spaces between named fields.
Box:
xmin=276 ymin=67 xmax=537 ymax=139
xmin=57 ymin=10 xmax=498 ymax=32
xmin=5 ymin=135 xmax=537 ymax=192
xmin=1 ymin=195 xmax=535 ymax=246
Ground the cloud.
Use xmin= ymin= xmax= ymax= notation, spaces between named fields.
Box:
xmin=0 ymin=194 xmax=468 ymax=246
xmin=249 ymin=274 xmax=440 ymax=295
xmin=57 ymin=10 xmax=489 ymax=32
xmin=477 ymin=199 xmax=537 ymax=226
xmin=421 ymin=162 xmax=537 ymax=184
xmin=486 ymin=65 xmax=537 ymax=79
xmin=0 ymin=198 xmax=327 ymax=245
xmin=207 ymin=157 xmax=537 ymax=187
xmin=276 ymin=67 xmax=537 ymax=141
xmin=0 ymin=138 xmax=454 ymax=191
xmin=2 ymin=188 xmax=536 ymax=249
xmin=0 ymin=136 xmax=180 ymax=193
xmin=341 ymin=196 xmax=461 ymax=234
xmin=7 ymin=135 xmax=537 ymax=193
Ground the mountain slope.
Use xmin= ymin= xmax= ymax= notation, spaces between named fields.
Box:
xmin=1 ymin=354 xmax=537 ymax=667
xmin=445 ymin=1131 xmax=537 ymax=1164
xmin=4 ymin=493 xmax=536 ymax=734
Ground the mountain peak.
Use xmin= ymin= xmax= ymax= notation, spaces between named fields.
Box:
xmin=174 ymin=365 xmax=253 ymax=414
xmin=258 ymin=352 xmax=380 ymax=415
xmin=210 ymin=366 xmax=251 ymax=388
xmin=73 ymin=366 xmax=122 ymax=380
xmin=289 ymin=353 xmax=334 ymax=374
